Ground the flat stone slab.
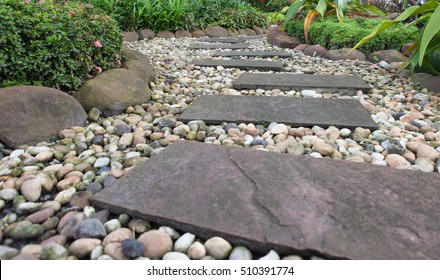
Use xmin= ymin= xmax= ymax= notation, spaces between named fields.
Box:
xmin=213 ymin=51 xmax=291 ymax=58
xmin=92 ymin=141 xmax=440 ymax=259
xmin=234 ymin=73 xmax=372 ymax=94
xmin=189 ymin=43 xmax=250 ymax=49
xmin=198 ymin=36 xmax=264 ymax=43
xmin=191 ymin=60 xmax=283 ymax=71
xmin=178 ymin=95 xmax=378 ymax=130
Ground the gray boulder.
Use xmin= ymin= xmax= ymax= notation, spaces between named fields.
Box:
xmin=73 ymin=69 xmax=151 ymax=115
xmin=0 ymin=86 xmax=87 ymax=149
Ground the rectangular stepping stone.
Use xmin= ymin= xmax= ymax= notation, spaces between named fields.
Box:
xmin=234 ymin=73 xmax=372 ymax=94
xmin=191 ymin=60 xmax=283 ymax=71
xmin=92 ymin=141 xmax=440 ymax=259
xmin=213 ymin=51 xmax=291 ymax=58
xmin=198 ymin=36 xmax=264 ymax=43
xmin=198 ymin=38 xmax=247 ymax=43
xmin=177 ymin=95 xmax=378 ymax=130
xmin=189 ymin=43 xmax=250 ymax=49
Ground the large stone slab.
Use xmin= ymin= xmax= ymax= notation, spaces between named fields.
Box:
xmin=92 ymin=141 xmax=440 ymax=259
xmin=177 ymin=95 xmax=378 ymax=130
xmin=234 ymin=73 xmax=372 ymax=94
xmin=191 ymin=60 xmax=283 ymax=71
xmin=189 ymin=43 xmax=250 ymax=49
xmin=198 ymin=36 xmax=263 ymax=43
xmin=198 ymin=38 xmax=247 ymax=43
xmin=213 ymin=51 xmax=291 ymax=58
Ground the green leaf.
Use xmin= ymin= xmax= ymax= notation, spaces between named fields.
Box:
xmin=284 ymin=0 xmax=306 ymax=23
xmin=338 ymin=0 xmax=347 ymax=15
xmin=316 ymin=0 xmax=327 ymax=17
xmin=419 ymin=4 xmax=440 ymax=65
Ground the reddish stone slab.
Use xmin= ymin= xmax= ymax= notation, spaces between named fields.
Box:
xmin=92 ymin=141 xmax=440 ymax=259
xmin=177 ymin=95 xmax=378 ymax=130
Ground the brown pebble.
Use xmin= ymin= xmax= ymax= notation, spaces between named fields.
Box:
xmin=40 ymin=235 xmax=67 ymax=247
xmin=69 ymin=191 xmax=93 ymax=209
xmin=25 ymin=208 xmax=55 ymax=224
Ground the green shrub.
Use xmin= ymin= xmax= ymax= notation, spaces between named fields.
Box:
xmin=286 ymin=16 xmax=417 ymax=54
xmin=0 ymin=0 xmax=123 ymax=92
xmin=81 ymin=0 xmax=270 ymax=32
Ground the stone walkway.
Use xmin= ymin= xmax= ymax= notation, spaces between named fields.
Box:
xmin=2 ymin=35 xmax=439 ymax=261
xmin=92 ymin=36 xmax=439 ymax=259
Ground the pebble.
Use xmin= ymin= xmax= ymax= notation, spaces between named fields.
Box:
xmin=163 ymin=252 xmax=190 ymax=260
xmin=20 ymin=179 xmax=42 ymax=202
xmin=229 ymin=246 xmax=253 ymax=260
xmin=270 ymin=124 xmax=288 ymax=135
xmin=25 ymin=207 xmax=54 ymax=224
xmin=386 ymin=154 xmax=411 ymax=168
xmin=91 ymin=245 xmax=104 ymax=260
xmin=128 ymin=218 xmax=151 ymax=234
xmin=94 ymin=157 xmax=110 ymax=168
xmin=122 ymin=239 xmax=145 ymax=258
xmin=72 ymin=218 xmax=107 ymax=239
xmin=187 ymin=241 xmax=206 ymax=260
xmin=69 ymin=238 xmax=102 ymax=259
xmin=104 ymin=219 xmax=121 ymax=233
xmin=204 ymin=236 xmax=232 ymax=260
xmin=259 ymin=250 xmax=280 ymax=260
xmin=103 ymin=228 xmax=133 ymax=246
xmin=0 ymin=245 xmax=19 ymax=260
xmin=174 ymin=232 xmax=196 ymax=253
xmin=138 ymin=230 xmax=173 ymax=259
xmin=0 ymin=188 xmax=19 ymax=201
xmin=158 ymin=226 xmax=181 ymax=239
xmin=104 ymin=242 xmax=130 ymax=260
xmin=40 ymin=243 xmax=68 ymax=260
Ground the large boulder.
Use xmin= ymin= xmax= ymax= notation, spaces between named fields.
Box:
xmin=175 ymin=29 xmax=192 ymax=38
xmin=267 ymin=27 xmax=301 ymax=48
xmin=0 ymin=86 xmax=87 ymax=149
xmin=203 ymin=26 xmax=228 ymax=37
xmin=191 ymin=30 xmax=206 ymax=37
xmin=123 ymin=60 xmax=155 ymax=83
xmin=121 ymin=46 xmax=149 ymax=62
xmin=368 ymin=50 xmax=406 ymax=63
xmin=414 ymin=73 xmax=440 ymax=93
xmin=303 ymin=45 xmax=329 ymax=57
xmin=73 ymin=69 xmax=151 ymax=115
xmin=156 ymin=31 xmax=175 ymax=38
xmin=138 ymin=29 xmax=155 ymax=40
xmin=120 ymin=46 xmax=156 ymax=83
xmin=328 ymin=48 xmax=367 ymax=61
xmin=122 ymin=32 xmax=139 ymax=42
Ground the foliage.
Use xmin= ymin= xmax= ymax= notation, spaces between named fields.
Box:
xmin=0 ymin=0 xmax=122 ymax=92
xmin=245 ymin=0 xmax=294 ymax=12
xmin=81 ymin=0 xmax=271 ymax=32
xmin=266 ymin=11 xmax=287 ymax=23
xmin=286 ymin=16 xmax=417 ymax=54
xmin=352 ymin=0 xmax=440 ymax=75
xmin=362 ymin=0 xmax=404 ymax=13
xmin=282 ymin=0 xmax=385 ymax=42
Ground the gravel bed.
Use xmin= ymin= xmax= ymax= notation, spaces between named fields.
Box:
xmin=0 ymin=36 xmax=439 ymax=260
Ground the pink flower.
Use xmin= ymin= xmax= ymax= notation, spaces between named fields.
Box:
xmin=116 ymin=60 xmax=121 ymax=65
xmin=95 ymin=66 xmax=102 ymax=74
xmin=94 ymin=41 xmax=102 ymax=48
xmin=69 ymin=11 xmax=75 ymax=16
xmin=25 ymin=0 xmax=30 ymax=4
xmin=39 ymin=0 xmax=45 ymax=4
